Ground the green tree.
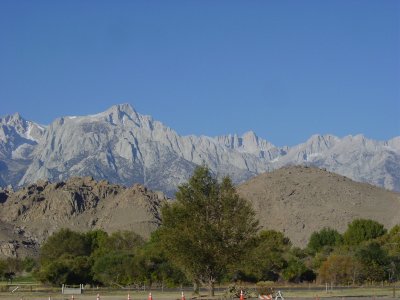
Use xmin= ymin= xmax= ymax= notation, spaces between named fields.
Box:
xmin=37 ymin=260 xmax=70 ymax=285
xmin=280 ymin=247 xmax=315 ymax=283
xmin=85 ymin=229 xmax=109 ymax=255
xmin=91 ymin=230 xmax=144 ymax=259
xmin=38 ymin=229 xmax=101 ymax=285
xmin=382 ymin=225 xmax=400 ymax=255
xmin=241 ymin=230 xmax=291 ymax=281
xmin=89 ymin=230 xmax=144 ymax=286
xmin=159 ymin=166 xmax=259 ymax=296
xmin=40 ymin=229 xmax=91 ymax=265
xmin=311 ymin=246 xmax=335 ymax=271
xmin=37 ymin=256 xmax=92 ymax=285
xmin=343 ymin=219 xmax=386 ymax=245
xmin=355 ymin=242 xmax=389 ymax=282
xmin=381 ymin=225 xmax=400 ymax=281
xmin=0 ymin=259 xmax=7 ymax=280
xmin=134 ymin=231 xmax=188 ymax=288
xmin=37 ymin=229 xmax=145 ymax=286
xmin=104 ymin=231 xmax=144 ymax=252
xmin=4 ymin=258 xmax=23 ymax=275
xmin=318 ymin=253 xmax=362 ymax=284
xmin=92 ymin=252 xmax=135 ymax=285
xmin=21 ymin=257 xmax=38 ymax=273
xmin=282 ymin=258 xmax=307 ymax=282
xmin=307 ymin=227 xmax=343 ymax=254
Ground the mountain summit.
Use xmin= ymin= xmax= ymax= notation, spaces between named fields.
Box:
xmin=0 ymin=104 xmax=399 ymax=195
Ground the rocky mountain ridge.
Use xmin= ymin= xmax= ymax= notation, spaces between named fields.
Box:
xmin=0 ymin=176 xmax=166 ymax=258
xmin=1 ymin=104 xmax=399 ymax=195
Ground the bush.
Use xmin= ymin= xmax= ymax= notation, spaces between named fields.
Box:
xmin=225 ymin=285 xmax=258 ymax=298
xmin=256 ymin=281 xmax=275 ymax=295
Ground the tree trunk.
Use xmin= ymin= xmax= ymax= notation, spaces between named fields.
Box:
xmin=208 ymin=279 xmax=215 ymax=297
xmin=193 ymin=281 xmax=200 ymax=295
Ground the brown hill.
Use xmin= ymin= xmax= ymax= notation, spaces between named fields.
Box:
xmin=237 ymin=166 xmax=400 ymax=247
xmin=0 ymin=177 xmax=166 ymax=258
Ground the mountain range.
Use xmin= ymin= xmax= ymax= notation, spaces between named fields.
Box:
xmin=1 ymin=104 xmax=399 ymax=195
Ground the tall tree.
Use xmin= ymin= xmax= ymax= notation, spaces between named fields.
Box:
xmin=134 ymin=231 xmax=188 ymax=288
xmin=159 ymin=166 xmax=259 ymax=296
xmin=241 ymin=230 xmax=291 ymax=281
xmin=343 ymin=219 xmax=386 ymax=245
xmin=307 ymin=227 xmax=343 ymax=254
xmin=318 ymin=253 xmax=362 ymax=285
xmin=355 ymin=242 xmax=389 ymax=282
xmin=92 ymin=252 xmax=135 ymax=285
xmin=381 ymin=225 xmax=400 ymax=281
xmin=40 ymin=229 xmax=91 ymax=265
xmin=38 ymin=229 xmax=93 ymax=285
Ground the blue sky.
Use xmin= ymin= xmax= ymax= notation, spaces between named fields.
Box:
xmin=0 ymin=1 xmax=399 ymax=146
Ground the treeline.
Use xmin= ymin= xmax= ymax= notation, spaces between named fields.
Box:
xmin=33 ymin=229 xmax=187 ymax=287
xmin=1 ymin=167 xmax=400 ymax=292
xmin=3 ymin=220 xmax=399 ymax=287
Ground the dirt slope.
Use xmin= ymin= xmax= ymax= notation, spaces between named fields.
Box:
xmin=237 ymin=166 xmax=400 ymax=247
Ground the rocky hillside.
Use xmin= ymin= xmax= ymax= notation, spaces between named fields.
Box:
xmin=0 ymin=221 xmax=38 ymax=259
xmin=0 ymin=177 xmax=166 ymax=258
xmin=0 ymin=104 xmax=399 ymax=195
xmin=237 ymin=166 xmax=400 ymax=247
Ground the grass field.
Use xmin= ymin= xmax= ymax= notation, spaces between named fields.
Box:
xmin=1 ymin=279 xmax=399 ymax=300
xmin=0 ymin=286 xmax=399 ymax=300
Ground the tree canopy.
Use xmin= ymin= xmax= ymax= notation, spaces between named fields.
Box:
xmin=240 ymin=230 xmax=290 ymax=282
xmin=343 ymin=219 xmax=386 ymax=245
xmin=158 ymin=166 xmax=259 ymax=296
xmin=307 ymin=227 xmax=343 ymax=254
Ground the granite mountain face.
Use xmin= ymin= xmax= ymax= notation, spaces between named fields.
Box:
xmin=0 ymin=113 xmax=45 ymax=187
xmin=1 ymin=104 xmax=399 ymax=195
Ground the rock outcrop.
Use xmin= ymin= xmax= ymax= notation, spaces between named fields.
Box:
xmin=0 ymin=177 xmax=167 ymax=257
